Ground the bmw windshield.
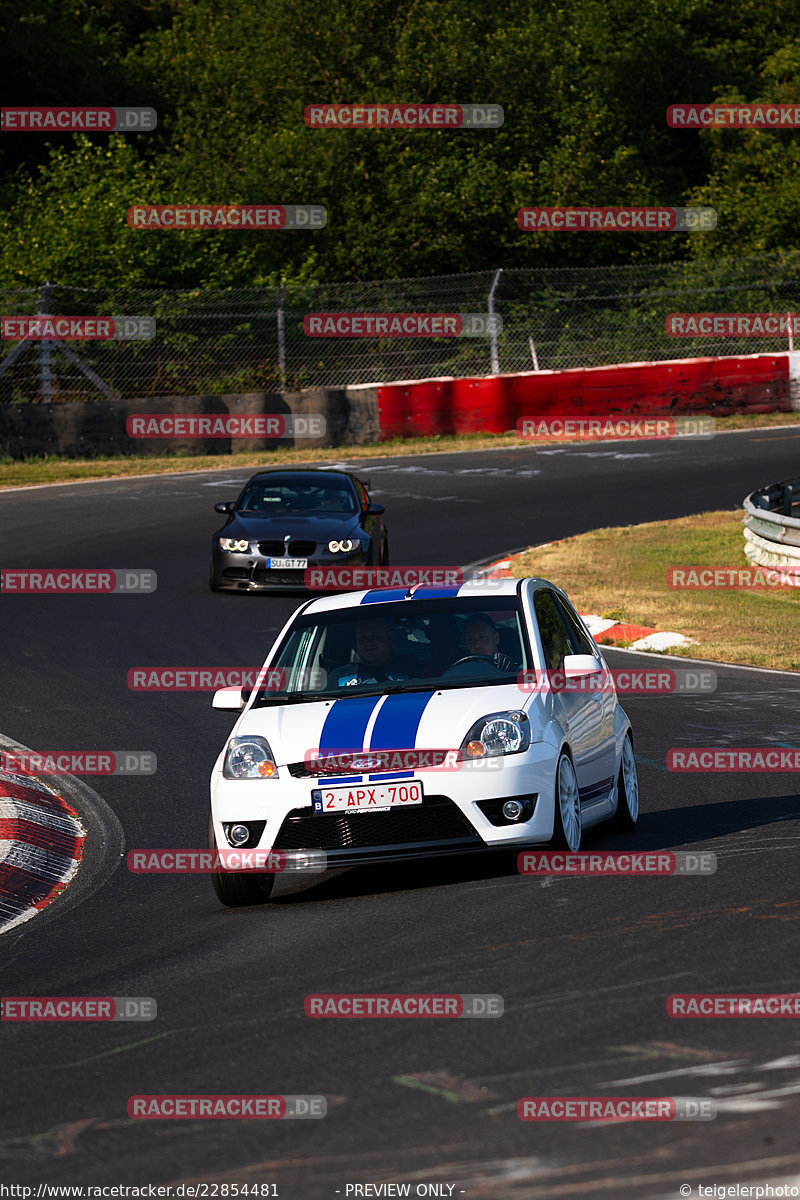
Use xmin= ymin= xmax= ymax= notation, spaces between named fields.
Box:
xmin=236 ymin=478 xmax=358 ymax=515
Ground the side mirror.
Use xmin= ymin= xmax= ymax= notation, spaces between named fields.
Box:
xmin=212 ymin=686 xmax=244 ymax=710
xmin=366 ymin=502 xmax=385 ymax=515
xmin=563 ymin=653 xmax=604 ymax=679
xmin=214 ymin=501 xmax=234 ymax=514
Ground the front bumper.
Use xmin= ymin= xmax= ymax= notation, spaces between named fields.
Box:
xmin=212 ymin=549 xmax=368 ymax=592
xmin=210 ymin=745 xmax=558 ymax=867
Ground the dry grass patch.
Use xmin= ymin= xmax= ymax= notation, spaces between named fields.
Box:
xmin=510 ymin=510 xmax=800 ymax=670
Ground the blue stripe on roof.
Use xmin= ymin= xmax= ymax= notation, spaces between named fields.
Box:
xmin=359 ymin=588 xmax=408 ymax=604
xmin=408 ymin=586 xmax=461 ymax=599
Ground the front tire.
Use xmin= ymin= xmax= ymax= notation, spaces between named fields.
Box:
xmin=208 ymin=810 xmax=274 ymax=907
xmin=550 ymin=750 xmax=582 ymax=851
xmin=610 ymin=733 xmax=639 ymax=830
xmin=208 ymin=559 xmax=222 ymax=592
xmin=380 ymin=535 xmax=390 ymax=566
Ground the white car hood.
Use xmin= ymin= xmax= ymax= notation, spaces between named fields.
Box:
xmin=234 ymin=683 xmax=530 ymax=765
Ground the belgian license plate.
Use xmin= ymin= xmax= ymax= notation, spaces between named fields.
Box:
xmin=312 ymin=780 xmax=424 ymax=813
xmin=265 ymin=557 xmax=307 ymax=569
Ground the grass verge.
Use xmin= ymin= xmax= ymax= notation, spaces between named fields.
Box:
xmin=2 ymin=410 xmax=800 ymax=490
xmin=509 ymin=509 xmax=800 ymax=671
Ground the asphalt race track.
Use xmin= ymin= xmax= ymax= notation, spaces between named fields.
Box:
xmin=2 ymin=427 xmax=800 ymax=1198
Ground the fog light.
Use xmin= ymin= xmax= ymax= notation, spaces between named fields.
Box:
xmin=228 ymin=823 xmax=251 ymax=847
xmin=502 ymin=799 xmax=524 ymax=822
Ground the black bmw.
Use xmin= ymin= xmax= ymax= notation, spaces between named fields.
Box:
xmin=209 ymin=468 xmax=389 ymax=592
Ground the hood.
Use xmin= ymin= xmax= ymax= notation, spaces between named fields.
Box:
xmin=222 ymin=513 xmax=361 ymax=541
xmin=233 ymin=683 xmax=531 ymax=766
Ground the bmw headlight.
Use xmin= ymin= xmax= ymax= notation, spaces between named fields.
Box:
xmin=461 ymin=711 xmax=530 ymax=758
xmin=328 ymin=539 xmax=355 ymax=553
xmin=223 ymin=735 xmax=279 ymax=779
xmin=219 ymin=537 xmax=250 ymax=552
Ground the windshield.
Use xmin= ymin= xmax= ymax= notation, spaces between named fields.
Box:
xmin=237 ymin=478 xmax=358 ymax=515
xmin=252 ymin=597 xmax=531 ymax=704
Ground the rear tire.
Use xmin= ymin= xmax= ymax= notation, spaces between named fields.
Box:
xmin=208 ymin=809 xmax=274 ymax=907
xmin=550 ymin=750 xmax=582 ymax=851
xmin=610 ymin=733 xmax=639 ymax=830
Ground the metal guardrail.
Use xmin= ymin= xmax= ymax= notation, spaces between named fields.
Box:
xmin=743 ymin=478 xmax=800 ymax=578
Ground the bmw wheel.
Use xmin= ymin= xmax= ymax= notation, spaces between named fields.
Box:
xmin=610 ymin=733 xmax=639 ymax=830
xmin=551 ymin=751 xmax=582 ymax=851
xmin=208 ymin=809 xmax=274 ymax=907
xmin=208 ymin=559 xmax=222 ymax=592
xmin=380 ymin=535 xmax=390 ymax=566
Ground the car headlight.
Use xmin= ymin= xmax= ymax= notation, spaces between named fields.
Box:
xmin=219 ymin=537 xmax=250 ymax=552
xmin=223 ymin=735 xmax=279 ymax=779
xmin=328 ymin=539 xmax=355 ymax=553
xmin=461 ymin=711 xmax=530 ymax=758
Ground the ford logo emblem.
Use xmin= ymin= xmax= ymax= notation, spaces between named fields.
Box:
xmin=351 ymin=756 xmax=383 ymax=770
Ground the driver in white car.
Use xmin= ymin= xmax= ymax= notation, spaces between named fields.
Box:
xmin=334 ymin=618 xmax=411 ymax=687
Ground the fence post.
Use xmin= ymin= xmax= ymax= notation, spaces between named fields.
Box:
xmin=528 ymin=336 xmax=540 ymax=371
xmin=487 ymin=268 xmax=502 ymax=375
xmin=38 ymin=280 xmax=53 ymax=403
xmin=277 ymin=283 xmax=286 ymax=392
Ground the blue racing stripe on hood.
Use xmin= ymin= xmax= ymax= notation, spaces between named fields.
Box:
xmin=317 ymin=694 xmax=383 ymax=783
xmin=367 ymin=691 xmax=437 ymax=779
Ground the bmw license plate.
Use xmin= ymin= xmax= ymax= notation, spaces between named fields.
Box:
xmin=264 ymin=557 xmax=307 ymax=569
xmin=312 ymin=780 xmax=423 ymax=813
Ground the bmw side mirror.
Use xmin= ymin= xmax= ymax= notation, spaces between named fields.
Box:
xmin=366 ymin=502 xmax=385 ymax=515
xmin=214 ymin=501 xmax=234 ymax=514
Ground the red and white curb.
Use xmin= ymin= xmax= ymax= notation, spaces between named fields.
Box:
xmin=0 ymin=770 xmax=86 ymax=933
xmin=475 ymin=558 xmax=696 ymax=652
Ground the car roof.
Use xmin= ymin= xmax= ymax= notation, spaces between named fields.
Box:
xmin=300 ymin=576 xmax=552 ymax=614
xmin=244 ymin=468 xmax=360 ymax=485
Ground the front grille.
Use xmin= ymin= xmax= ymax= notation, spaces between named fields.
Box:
xmin=258 ymin=540 xmax=317 ymax=557
xmin=252 ymin=568 xmax=307 ymax=585
xmin=273 ymin=794 xmax=481 ymax=852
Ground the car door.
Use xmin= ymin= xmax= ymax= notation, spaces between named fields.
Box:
xmin=552 ymin=591 xmax=617 ymax=797
xmin=533 ymin=589 xmax=612 ymax=807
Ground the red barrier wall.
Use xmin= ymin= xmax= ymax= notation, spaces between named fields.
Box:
xmin=375 ymin=354 xmax=792 ymax=439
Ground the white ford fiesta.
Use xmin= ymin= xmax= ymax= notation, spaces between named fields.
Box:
xmin=208 ymin=577 xmax=639 ymax=906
